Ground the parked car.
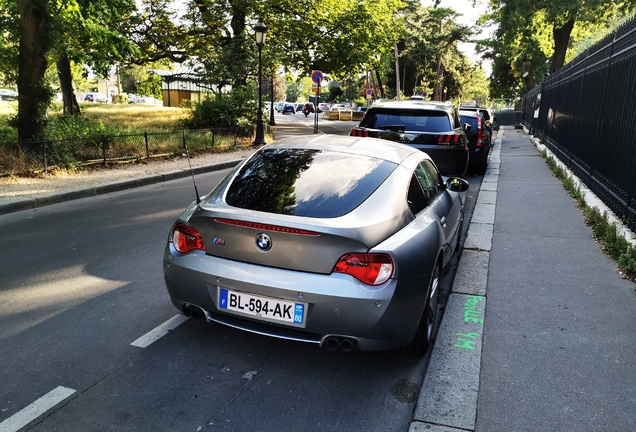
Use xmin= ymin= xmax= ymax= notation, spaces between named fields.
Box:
xmin=83 ymin=92 xmax=109 ymax=103
xmin=459 ymin=110 xmax=492 ymax=174
xmin=350 ymin=100 xmax=469 ymax=177
xmin=163 ymin=135 xmax=469 ymax=352
xmin=0 ymin=89 xmax=18 ymax=101
xmin=282 ymin=103 xmax=295 ymax=114
xmin=276 ymin=102 xmax=286 ymax=112
xmin=317 ymin=103 xmax=330 ymax=113
xmin=330 ymin=104 xmax=347 ymax=111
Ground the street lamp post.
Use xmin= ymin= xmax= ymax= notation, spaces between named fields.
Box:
xmin=253 ymin=20 xmax=267 ymax=146
xmin=443 ymin=86 xmax=448 ymax=101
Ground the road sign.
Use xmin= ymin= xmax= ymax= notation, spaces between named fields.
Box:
xmin=311 ymin=83 xmax=320 ymax=93
xmin=366 ymin=89 xmax=373 ymax=96
xmin=311 ymin=70 xmax=323 ymax=84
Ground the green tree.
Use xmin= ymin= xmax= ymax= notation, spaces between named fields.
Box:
xmin=483 ymin=0 xmax=636 ymax=94
xmin=5 ymin=0 xmax=140 ymax=143
xmin=387 ymin=4 xmax=472 ymax=100
xmin=285 ymin=81 xmax=302 ymax=102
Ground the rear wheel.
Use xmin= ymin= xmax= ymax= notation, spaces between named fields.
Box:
xmin=405 ymin=262 xmax=441 ymax=354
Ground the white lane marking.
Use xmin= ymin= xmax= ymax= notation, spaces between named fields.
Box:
xmin=130 ymin=314 xmax=189 ymax=348
xmin=0 ymin=386 xmax=76 ymax=432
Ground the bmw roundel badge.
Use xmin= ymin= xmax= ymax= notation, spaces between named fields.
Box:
xmin=256 ymin=233 xmax=272 ymax=251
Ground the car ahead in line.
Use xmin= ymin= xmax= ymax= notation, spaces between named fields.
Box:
xmin=350 ymin=100 xmax=469 ymax=177
xmin=0 ymin=89 xmax=18 ymax=101
xmin=282 ymin=103 xmax=295 ymax=114
xmin=163 ymin=135 xmax=469 ymax=352
xmin=459 ymin=104 xmax=495 ymax=134
xmin=459 ymin=110 xmax=492 ymax=174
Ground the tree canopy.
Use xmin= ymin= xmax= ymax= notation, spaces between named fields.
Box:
xmin=481 ymin=0 xmax=636 ymax=97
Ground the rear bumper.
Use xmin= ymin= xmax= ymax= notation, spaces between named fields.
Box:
xmin=163 ymin=244 xmax=430 ymax=351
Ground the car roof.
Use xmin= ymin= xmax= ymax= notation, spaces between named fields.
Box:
xmin=266 ymin=134 xmax=426 ymax=165
xmin=459 ymin=110 xmax=482 ymax=117
xmin=370 ymin=99 xmax=456 ymax=113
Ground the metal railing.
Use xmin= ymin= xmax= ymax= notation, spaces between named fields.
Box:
xmin=0 ymin=126 xmax=259 ymax=175
xmin=521 ymin=15 xmax=636 ymax=233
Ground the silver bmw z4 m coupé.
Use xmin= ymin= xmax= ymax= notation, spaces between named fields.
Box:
xmin=163 ymin=135 xmax=469 ymax=352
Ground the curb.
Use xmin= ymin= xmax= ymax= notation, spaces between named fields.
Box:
xmin=0 ymin=159 xmax=244 ymax=216
xmin=409 ymin=128 xmax=504 ymax=432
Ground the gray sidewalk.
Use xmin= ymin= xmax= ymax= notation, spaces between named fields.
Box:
xmin=411 ymin=128 xmax=636 ymax=431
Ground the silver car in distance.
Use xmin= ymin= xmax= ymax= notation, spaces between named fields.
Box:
xmin=163 ymin=135 xmax=469 ymax=352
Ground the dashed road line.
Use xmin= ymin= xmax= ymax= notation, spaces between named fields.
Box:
xmin=130 ymin=314 xmax=189 ymax=348
xmin=0 ymin=386 xmax=76 ymax=432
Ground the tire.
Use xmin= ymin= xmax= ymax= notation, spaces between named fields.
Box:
xmin=405 ymin=262 xmax=441 ymax=354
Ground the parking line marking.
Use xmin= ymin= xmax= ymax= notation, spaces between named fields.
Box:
xmin=130 ymin=314 xmax=189 ymax=348
xmin=0 ymin=386 xmax=76 ymax=432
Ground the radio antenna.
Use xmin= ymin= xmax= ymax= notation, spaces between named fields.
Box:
xmin=183 ymin=137 xmax=201 ymax=204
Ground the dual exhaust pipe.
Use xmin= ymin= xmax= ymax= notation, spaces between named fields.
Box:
xmin=183 ymin=304 xmax=204 ymax=320
xmin=324 ymin=336 xmax=357 ymax=353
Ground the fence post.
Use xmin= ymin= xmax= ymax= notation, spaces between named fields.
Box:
xmin=102 ymin=134 xmax=106 ymax=166
xmin=144 ymin=132 xmax=149 ymax=158
xmin=43 ymin=140 xmax=48 ymax=172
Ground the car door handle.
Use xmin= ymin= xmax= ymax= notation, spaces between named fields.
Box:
xmin=440 ymin=216 xmax=447 ymax=228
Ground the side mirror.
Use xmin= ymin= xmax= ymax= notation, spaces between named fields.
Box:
xmin=446 ymin=177 xmax=470 ymax=192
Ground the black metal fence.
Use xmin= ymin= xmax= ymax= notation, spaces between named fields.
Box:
xmin=521 ymin=15 xmax=636 ymax=233
xmin=0 ymin=126 xmax=258 ymax=175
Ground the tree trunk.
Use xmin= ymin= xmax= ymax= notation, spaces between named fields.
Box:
xmin=16 ymin=0 xmax=51 ymax=144
xmin=57 ymin=52 xmax=80 ymax=116
xmin=374 ymin=68 xmax=385 ymax=99
xmin=521 ymin=59 xmax=535 ymax=91
xmin=552 ymin=17 xmax=575 ymax=72
xmin=433 ymin=55 xmax=444 ymax=100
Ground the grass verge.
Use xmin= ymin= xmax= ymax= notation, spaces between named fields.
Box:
xmin=540 ymin=149 xmax=636 ymax=282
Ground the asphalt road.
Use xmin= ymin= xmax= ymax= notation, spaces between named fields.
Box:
xmin=0 ymin=115 xmax=485 ymax=432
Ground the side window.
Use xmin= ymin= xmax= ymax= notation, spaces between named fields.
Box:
xmin=407 ymin=174 xmax=426 ymax=214
xmin=414 ymin=161 xmax=442 ymax=206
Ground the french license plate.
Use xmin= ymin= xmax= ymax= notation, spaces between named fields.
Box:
xmin=219 ymin=288 xmax=306 ymax=325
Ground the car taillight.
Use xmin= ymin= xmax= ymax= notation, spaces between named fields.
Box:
xmin=171 ymin=223 xmax=205 ymax=253
xmin=477 ymin=117 xmax=485 ymax=147
xmin=333 ymin=253 xmax=394 ymax=285
xmin=350 ymin=128 xmax=369 ymax=137
xmin=437 ymin=134 xmax=461 ymax=144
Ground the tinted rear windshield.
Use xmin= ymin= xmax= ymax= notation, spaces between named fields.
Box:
xmin=225 ymin=148 xmax=396 ymax=218
xmin=460 ymin=115 xmax=479 ymax=130
xmin=360 ymin=108 xmax=452 ymax=133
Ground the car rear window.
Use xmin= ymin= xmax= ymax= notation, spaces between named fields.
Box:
xmin=225 ymin=148 xmax=396 ymax=218
xmin=360 ymin=109 xmax=452 ymax=133
xmin=460 ymin=115 xmax=479 ymax=131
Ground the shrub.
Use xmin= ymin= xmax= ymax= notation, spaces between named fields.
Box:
xmin=182 ymin=86 xmax=257 ymax=129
